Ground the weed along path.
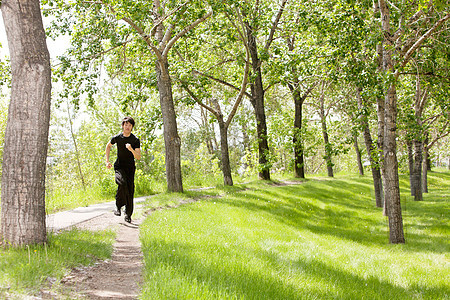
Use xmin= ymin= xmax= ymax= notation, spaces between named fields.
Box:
xmin=58 ymin=215 xmax=143 ymax=299
xmin=44 ymin=198 xmax=148 ymax=299
xmin=44 ymin=194 xmax=198 ymax=299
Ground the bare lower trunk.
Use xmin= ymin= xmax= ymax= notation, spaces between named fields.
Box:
xmin=67 ymin=98 xmax=86 ymax=190
xmin=200 ymin=106 xmax=215 ymax=155
xmin=422 ymin=146 xmax=429 ymax=193
xmin=407 ymin=140 xmax=414 ymax=195
xmin=412 ymin=140 xmax=423 ymax=201
xmin=156 ymin=58 xmax=183 ymax=192
xmin=384 ymin=84 xmax=405 ymax=244
xmin=356 ymin=89 xmax=383 ymax=207
xmin=319 ymin=105 xmax=334 ymax=177
xmin=362 ymin=126 xmax=383 ymax=208
xmin=218 ymin=118 xmax=233 ymax=186
xmin=354 ymin=134 xmax=364 ymax=176
xmin=291 ymin=87 xmax=305 ymax=178
xmin=1 ymin=0 xmax=51 ymax=246
xmin=246 ymin=23 xmax=270 ymax=180
xmin=376 ymin=45 xmax=386 ymax=214
xmin=241 ymin=122 xmax=252 ymax=171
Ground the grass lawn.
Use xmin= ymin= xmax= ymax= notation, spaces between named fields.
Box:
xmin=139 ymin=171 xmax=449 ymax=299
xmin=0 ymin=229 xmax=115 ymax=298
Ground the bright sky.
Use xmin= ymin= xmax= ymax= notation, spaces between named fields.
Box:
xmin=0 ymin=14 xmax=69 ymax=60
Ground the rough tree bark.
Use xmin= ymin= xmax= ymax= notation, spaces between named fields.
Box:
xmin=241 ymin=0 xmax=287 ymax=180
xmin=289 ymin=81 xmax=316 ymax=179
xmin=1 ymin=0 xmax=52 ymax=246
xmin=318 ymin=86 xmax=334 ymax=178
xmin=155 ymin=57 xmax=183 ymax=192
xmin=407 ymin=139 xmax=414 ymax=195
xmin=200 ymin=106 xmax=215 ymax=155
xmin=353 ymin=133 xmax=364 ymax=176
xmin=291 ymin=86 xmax=306 ymax=178
xmin=411 ymin=76 xmax=427 ymax=201
xmin=217 ymin=114 xmax=233 ymax=186
xmin=246 ymin=25 xmax=271 ymax=180
xmin=356 ymin=88 xmax=383 ymax=207
xmin=379 ymin=0 xmax=405 ymax=243
xmin=412 ymin=139 xmax=423 ymax=201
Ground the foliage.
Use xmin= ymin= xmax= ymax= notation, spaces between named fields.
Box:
xmin=139 ymin=171 xmax=450 ymax=299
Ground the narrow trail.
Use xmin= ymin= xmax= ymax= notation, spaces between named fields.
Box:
xmin=43 ymin=213 xmax=144 ymax=299
xmin=40 ymin=181 xmax=302 ymax=299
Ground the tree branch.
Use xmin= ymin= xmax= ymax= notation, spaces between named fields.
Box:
xmin=120 ymin=16 xmax=163 ymax=60
xmin=427 ymin=121 xmax=449 ymax=149
xmin=226 ymin=45 xmax=251 ymax=128
xmin=397 ymin=13 xmax=450 ymax=77
xmin=264 ymin=0 xmax=288 ymax=51
xmin=193 ymin=70 xmax=252 ymax=99
xmin=182 ymin=84 xmax=218 ymax=118
xmin=150 ymin=1 xmax=190 ymax=37
xmin=163 ymin=9 xmax=213 ymax=57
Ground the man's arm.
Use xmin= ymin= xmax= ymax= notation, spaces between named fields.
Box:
xmin=126 ymin=143 xmax=141 ymax=160
xmin=105 ymin=141 xmax=113 ymax=168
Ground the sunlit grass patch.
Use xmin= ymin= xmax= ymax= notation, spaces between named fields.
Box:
xmin=140 ymin=172 xmax=449 ymax=299
xmin=0 ymin=229 xmax=115 ymax=298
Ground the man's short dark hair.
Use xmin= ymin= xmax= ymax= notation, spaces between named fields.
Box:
xmin=122 ymin=116 xmax=135 ymax=127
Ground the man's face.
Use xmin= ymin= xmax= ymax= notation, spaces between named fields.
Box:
xmin=122 ymin=121 xmax=133 ymax=134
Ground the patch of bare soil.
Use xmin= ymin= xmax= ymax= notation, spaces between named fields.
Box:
xmin=41 ymin=213 xmax=144 ymax=300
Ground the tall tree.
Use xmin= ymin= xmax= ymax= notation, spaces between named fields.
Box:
xmin=240 ymin=0 xmax=288 ymax=180
xmin=317 ymin=81 xmax=334 ymax=177
xmin=356 ymin=88 xmax=384 ymax=207
xmin=45 ymin=0 xmax=213 ymax=192
xmin=377 ymin=0 xmax=449 ymax=243
xmin=1 ymin=0 xmax=52 ymax=246
xmin=173 ymin=6 xmax=251 ymax=185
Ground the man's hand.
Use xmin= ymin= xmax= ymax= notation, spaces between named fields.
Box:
xmin=126 ymin=143 xmax=141 ymax=160
xmin=106 ymin=162 xmax=112 ymax=169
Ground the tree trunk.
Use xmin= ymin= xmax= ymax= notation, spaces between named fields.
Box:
xmin=155 ymin=58 xmax=183 ymax=192
xmin=383 ymin=84 xmax=405 ymax=244
xmin=291 ymin=87 xmax=305 ymax=178
xmin=241 ymin=121 xmax=252 ymax=172
xmin=1 ymin=0 xmax=51 ymax=246
xmin=67 ymin=98 xmax=86 ymax=190
xmin=246 ymin=23 xmax=270 ymax=180
xmin=200 ymin=106 xmax=215 ymax=155
xmin=422 ymin=144 xmax=429 ymax=193
xmin=412 ymin=139 xmax=423 ymax=201
xmin=356 ymin=89 xmax=383 ymax=207
xmin=322 ymin=122 xmax=334 ymax=177
xmin=407 ymin=139 xmax=414 ymax=196
xmin=379 ymin=0 xmax=405 ymax=243
xmin=353 ymin=133 xmax=364 ymax=176
xmin=319 ymin=100 xmax=334 ymax=177
xmin=376 ymin=46 xmax=386 ymax=214
xmin=217 ymin=116 xmax=233 ymax=186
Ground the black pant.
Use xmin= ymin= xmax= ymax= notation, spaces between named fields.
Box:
xmin=114 ymin=166 xmax=136 ymax=217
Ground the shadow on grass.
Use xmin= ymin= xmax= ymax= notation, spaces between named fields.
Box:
xmin=141 ymin=237 xmax=444 ymax=300
xmin=217 ymin=177 xmax=449 ymax=253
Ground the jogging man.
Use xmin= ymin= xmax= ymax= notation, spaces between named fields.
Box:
xmin=105 ymin=116 xmax=141 ymax=223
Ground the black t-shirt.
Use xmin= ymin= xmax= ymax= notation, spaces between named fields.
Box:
xmin=111 ymin=133 xmax=140 ymax=168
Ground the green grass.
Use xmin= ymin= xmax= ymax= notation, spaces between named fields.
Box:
xmin=0 ymin=229 xmax=115 ymax=298
xmin=139 ymin=171 xmax=449 ymax=299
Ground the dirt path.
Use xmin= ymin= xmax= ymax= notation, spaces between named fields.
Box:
xmin=43 ymin=213 xmax=144 ymax=299
xmin=40 ymin=182 xmax=299 ymax=299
